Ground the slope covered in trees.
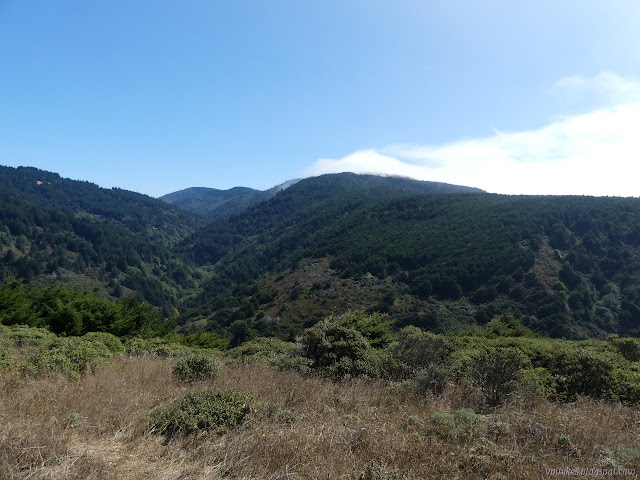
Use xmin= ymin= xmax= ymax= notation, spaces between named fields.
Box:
xmin=2 ymin=167 xmax=640 ymax=342
xmin=160 ymin=179 xmax=300 ymax=221
xmin=0 ymin=279 xmax=167 ymax=337
xmin=0 ymin=166 xmax=204 ymax=246
xmin=179 ymin=175 xmax=640 ymax=340
xmin=180 ymin=173 xmax=485 ymax=267
xmin=310 ymin=194 xmax=640 ymax=337
xmin=161 ymin=186 xmax=261 ymax=219
xmin=0 ymin=191 xmax=197 ymax=317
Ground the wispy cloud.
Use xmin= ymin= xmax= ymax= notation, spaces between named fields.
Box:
xmin=555 ymin=71 xmax=640 ymax=105
xmin=302 ymin=73 xmax=640 ymax=197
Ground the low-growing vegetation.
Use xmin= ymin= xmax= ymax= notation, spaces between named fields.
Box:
xmin=150 ymin=389 xmax=252 ymax=439
xmin=172 ymin=353 xmax=223 ymax=381
xmin=24 ymin=336 xmax=113 ymax=380
xmin=1 ymin=314 xmax=640 ymax=478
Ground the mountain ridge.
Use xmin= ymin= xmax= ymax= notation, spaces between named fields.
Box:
xmin=2 ymin=166 xmax=640 ymax=341
xmin=159 ymin=179 xmax=303 ymax=221
xmin=159 ymin=174 xmax=483 ymax=221
xmin=0 ymin=165 xmax=204 ymax=246
xmin=177 ymin=175 xmax=640 ymax=340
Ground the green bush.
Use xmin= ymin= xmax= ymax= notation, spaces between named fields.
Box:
xmin=330 ymin=310 xmax=394 ymax=348
xmin=26 ymin=337 xmax=112 ymax=380
xmin=517 ymin=367 xmax=556 ymax=397
xmin=174 ymin=331 xmax=229 ymax=351
xmin=468 ymin=345 xmax=530 ymax=406
xmin=414 ymin=363 xmax=451 ymax=395
xmin=484 ymin=314 xmax=537 ymax=338
xmin=3 ymin=325 xmax=56 ymax=347
xmin=445 ymin=337 xmax=640 ymax=403
xmin=173 ymin=354 xmax=222 ymax=381
xmin=267 ymin=353 xmax=313 ymax=373
xmin=430 ymin=409 xmax=487 ymax=440
xmin=322 ymin=349 xmax=384 ymax=379
xmin=225 ymin=337 xmax=312 ymax=372
xmin=226 ymin=336 xmax=299 ymax=360
xmin=608 ymin=336 xmax=640 ymax=362
xmin=547 ymin=346 xmax=621 ymax=401
xmin=150 ymin=389 xmax=252 ymax=439
xmin=300 ymin=319 xmax=379 ymax=377
xmin=81 ymin=332 xmax=124 ymax=354
xmin=123 ymin=337 xmax=152 ymax=356
xmin=386 ymin=326 xmax=451 ymax=382
xmin=0 ymin=324 xmax=9 ymax=346
xmin=609 ymin=445 xmax=640 ymax=465
xmin=68 ymin=412 xmax=88 ymax=427
xmin=0 ymin=345 xmax=15 ymax=370
xmin=611 ymin=367 xmax=640 ymax=403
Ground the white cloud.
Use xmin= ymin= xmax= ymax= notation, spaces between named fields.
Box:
xmin=302 ymin=73 xmax=640 ymax=197
xmin=555 ymin=71 xmax=640 ymax=105
xmin=304 ymin=150 xmax=438 ymax=180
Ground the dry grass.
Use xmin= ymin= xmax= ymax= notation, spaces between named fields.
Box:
xmin=1 ymin=357 xmax=639 ymax=479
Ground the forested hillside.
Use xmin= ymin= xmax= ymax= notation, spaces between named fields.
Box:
xmin=160 ymin=179 xmax=300 ymax=221
xmin=0 ymin=166 xmax=204 ymax=246
xmin=178 ymin=175 xmax=640 ymax=340
xmin=0 ymin=166 xmax=208 ymax=317
xmin=2 ymin=167 xmax=640 ymax=342
xmin=160 ymin=186 xmax=260 ymax=219
xmin=180 ymin=173 xmax=484 ymax=266
xmin=0 ymin=192 xmax=199 ymax=316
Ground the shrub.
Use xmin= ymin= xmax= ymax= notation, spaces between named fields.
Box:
xmin=150 ymin=389 xmax=252 ymax=439
xmin=226 ymin=336 xmax=299 ymax=360
xmin=176 ymin=331 xmax=229 ymax=351
xmin=517 ymin=367 xmax=555 ymax=398
xmin=414 ymin=363 xmax=451 ymax=395
xmin=386 ymin=326 xmax=450 ymax=380
xmin=173 ymin=354 xmax=222 ymax=381
xmin=26 ymin=337 xmax=112 ymax=380
xmin=322 ymin=349 xmax=384 ymax=379
xmin=610 ymin=445 xmax=640 ymax=464
xmin=300 ymin=319 xmax=379 ymax=377
xmin=267 ymin=354 xmax=314 ymax=373
xmin=68 ymin=413 xmax=88 ymax=428
xmin=484 ymin=314 xmax=537 ymax=338
xmin=468 ymin=345 xmax=530 ymax=406
xmin=81 ymin=332 xmax=124 ymax=354
xmin=430 ymin=409 xmax=487 ymax=440
xmin=0 ymin=324 xmax=9 ymax=345
xmin=547 ymin=346 xmax=621 ymax=401
xmin=608 ymin=336 xmax=640 ymax=362
xmin=612 ymin=367 xmax=640 ymax=403
xmin=0 ymin=345 xmax=15 ymax=370
xmin=331 ymin=310 xmax=394 ymax=348
xmin=225 ymin=337 xmax=312 ymax=373
xmin=352 ymin=461 xmax=414 ymax=480
xmin=4 ymin=325 xmax=56 ymax=347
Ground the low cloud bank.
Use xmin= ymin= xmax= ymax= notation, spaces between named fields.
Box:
xmin=303 ymin=73 xmax=640 ymax=197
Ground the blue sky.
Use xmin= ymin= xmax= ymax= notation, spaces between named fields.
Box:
xmin=1 ymin=1 xmax=639 ymax=197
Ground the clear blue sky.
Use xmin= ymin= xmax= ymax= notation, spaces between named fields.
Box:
xmin=1 ymin=1 xmax=639 ymax=197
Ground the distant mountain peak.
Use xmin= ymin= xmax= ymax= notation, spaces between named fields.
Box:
xmin=160 ymin=178 xmax=302 ymax=221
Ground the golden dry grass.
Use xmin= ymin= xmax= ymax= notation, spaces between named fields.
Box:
xmin=1 ymin=356 xmax=639 ymax=479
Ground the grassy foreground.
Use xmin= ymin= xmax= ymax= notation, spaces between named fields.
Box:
xmin=2 ymin=355 xmax=639 ymax=480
